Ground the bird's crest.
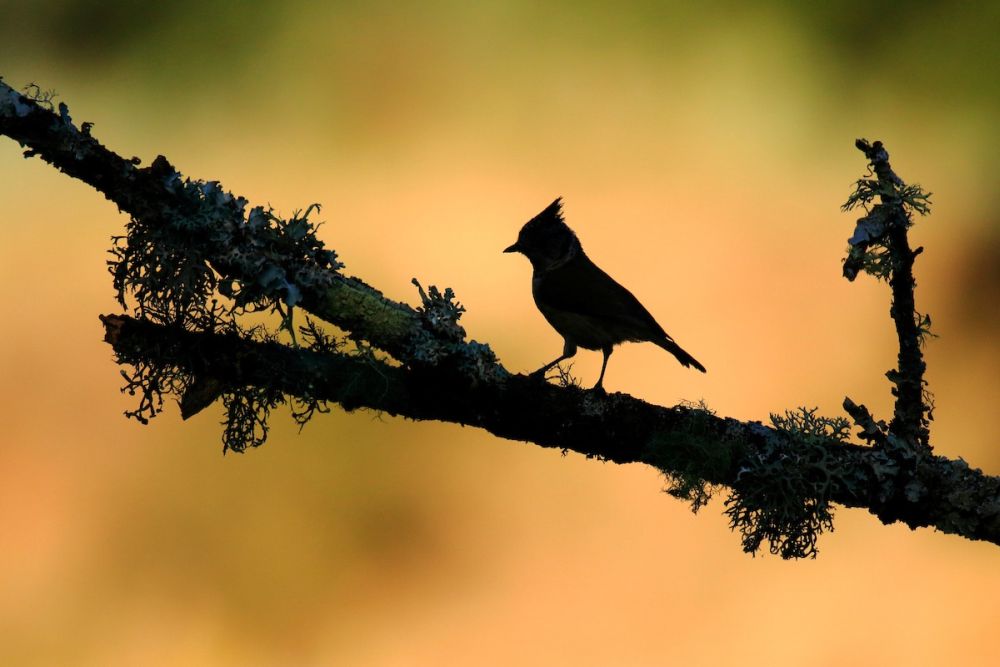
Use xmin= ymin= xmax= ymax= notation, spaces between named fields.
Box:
xmin=524 ymin=197 xmax=564 ymax=231
xmin=509 ymin=197 xmax=579 ymax=269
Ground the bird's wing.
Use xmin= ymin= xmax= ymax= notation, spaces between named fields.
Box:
xmin=534 ymin=253 xmax=671 ymax=343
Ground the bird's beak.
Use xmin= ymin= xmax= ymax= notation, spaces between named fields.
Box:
xmin=503 ymin=242 xmax=520 ymax=254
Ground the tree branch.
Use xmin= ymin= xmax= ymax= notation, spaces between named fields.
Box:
xmin=5 ymin=77 xmax=999 ymax=557
xmin=0 ymin=78 xmax=488 ymax=372
xmin=843 ymin=139 xmax=933 ymax=456
xmin=99 ymin=313 xmax=1000 ymax=552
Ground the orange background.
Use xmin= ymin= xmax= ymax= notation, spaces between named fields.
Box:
xmin=1 ymin=3 xmax=998 ymax=665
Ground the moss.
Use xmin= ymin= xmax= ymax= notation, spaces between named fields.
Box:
xmin=314 ymin=278 xmax=416 ymax=350
xmin=644 ymin=400 xmax=732 ymax=513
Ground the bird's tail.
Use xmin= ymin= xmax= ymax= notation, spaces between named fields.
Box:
xmin=655 ymin=337 xmax=707 ymax=373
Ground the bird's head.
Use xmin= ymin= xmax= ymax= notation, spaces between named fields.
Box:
xmin=503 ymin=197 xmax=581 ymax=271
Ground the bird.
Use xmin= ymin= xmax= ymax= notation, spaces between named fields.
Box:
xmin=503 ymin=197 xmax=706 ymax=390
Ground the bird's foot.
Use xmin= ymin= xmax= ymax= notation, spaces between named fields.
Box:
xmin=527 ymin=363 xmax=582 ymax=389
xmin=528 ymin=367 xmax=548 ymax=381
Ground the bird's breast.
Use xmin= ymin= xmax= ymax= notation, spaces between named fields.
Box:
xmin=531 ymin=271 xmax=620 ymax=350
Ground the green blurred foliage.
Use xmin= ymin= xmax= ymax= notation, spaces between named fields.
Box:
xmin=2 ymin=0 xmax=998 ymax=112
xmin=1 ymin=0 xmax=279 ymax=63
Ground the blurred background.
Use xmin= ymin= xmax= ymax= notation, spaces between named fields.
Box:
xmin=1 ymin=1 xmax=998 ymax=664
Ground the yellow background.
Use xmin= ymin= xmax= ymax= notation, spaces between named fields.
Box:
xmin=1 ymin=2 xmax=998 ymax=664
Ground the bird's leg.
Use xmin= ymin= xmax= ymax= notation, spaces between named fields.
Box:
xmin=593 ymin=345 xmax=614 ymax=391
xmin=531 ymin=340 xmax=577 ymax=378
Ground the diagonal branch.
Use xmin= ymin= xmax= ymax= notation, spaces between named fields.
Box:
xmin=0 ymin=78 xmax=482 ymax=371
xmin=100 ymin=313 xmax=1000 ymax=551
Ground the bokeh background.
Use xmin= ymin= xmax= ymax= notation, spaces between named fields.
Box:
xmin=2 ymin=2 xmax=999 ymax=665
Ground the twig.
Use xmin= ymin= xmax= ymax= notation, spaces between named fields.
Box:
xmin=844 ymin=139 xmax=933 ymax=456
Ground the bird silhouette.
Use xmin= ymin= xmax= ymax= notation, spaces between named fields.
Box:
xmin=504 ymin=197 xmax=706 ymax=390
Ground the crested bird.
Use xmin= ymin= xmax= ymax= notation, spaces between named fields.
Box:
xmin=504 ymin=198 xmax=706 ymax=390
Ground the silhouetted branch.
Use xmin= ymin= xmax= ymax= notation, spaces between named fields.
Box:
xmin=842 ymin=139 xmax=933 ymax=456
xmin=4 ymin=77 xmax=999 ymax=557
xmin=840 ymin=138 xmax=938 ymax=525
xmin=0 ymin=78 xmax=494 ymax=376
xmin=99 ymin=313 xmax=1000 ymax=553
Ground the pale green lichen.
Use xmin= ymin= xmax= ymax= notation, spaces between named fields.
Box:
xmin=723 ymin=407 xmax=851 ymax=559
xmin=410 ymin=279 xmax=506 ymax=383
xmin=841 ymin=165 xmax=932 ymax=283
xmin=110 ymin=174 xmax=341 ymax=330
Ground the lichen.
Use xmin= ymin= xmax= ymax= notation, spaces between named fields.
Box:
xmin=723 ymin=407 xmax=850 ymax=559
xmin=409 ymin=279 xmax=507 ymax=383
xmin=20 ymin=83 xmax=57 ymax=110
xmin=841 ymin=152 xmax=932 ymax=283
xmin=110 ymin=171 xmax=341 ymax=333
xmin=104 ymin=167 xmax=352 ymax=449
xmin=221 ymin=385 xmax=284 ymax=453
